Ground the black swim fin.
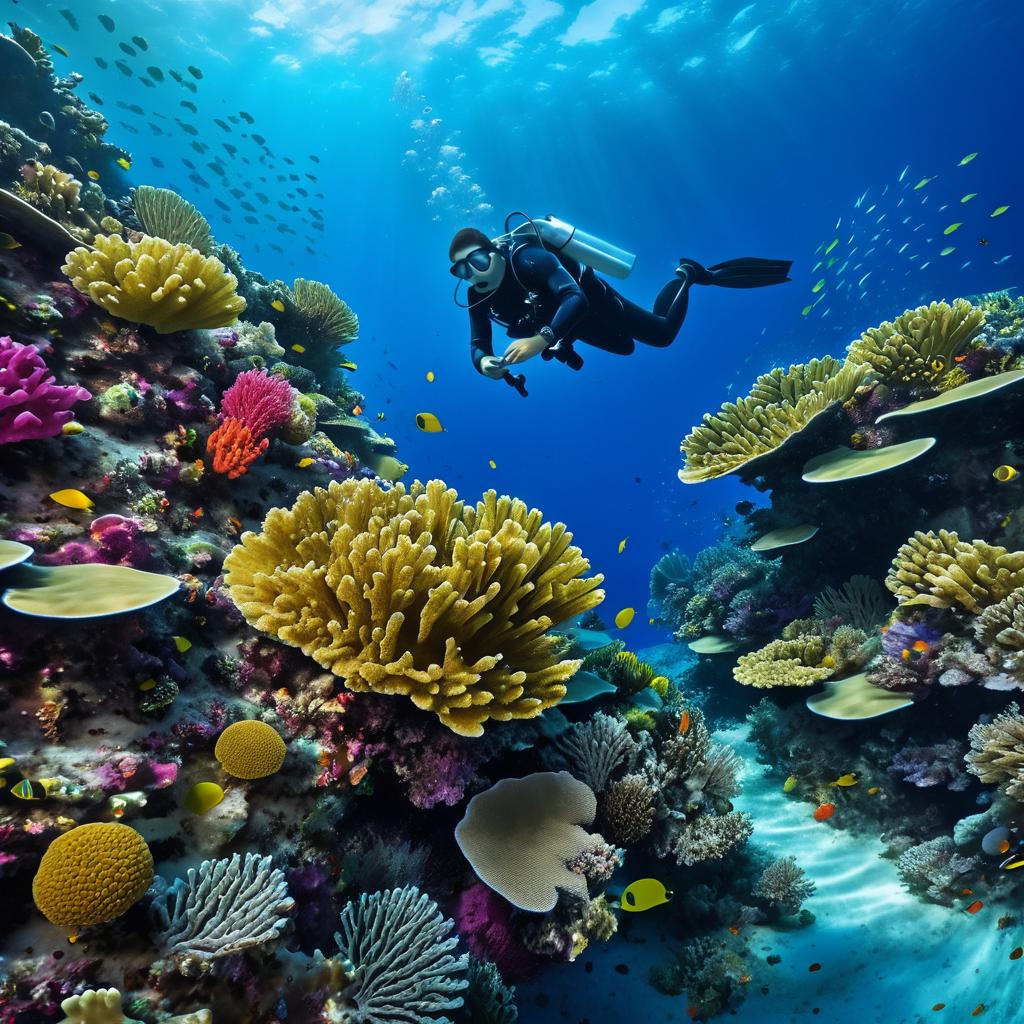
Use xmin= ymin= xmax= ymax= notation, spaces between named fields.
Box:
xmin=704 ymin=256 xmax=793 ymax=288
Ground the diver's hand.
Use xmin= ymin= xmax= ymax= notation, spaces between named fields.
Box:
xmin=503 ymin=334 xmax=548 ymax=365
xmin=479 ymin=356 xmax=507 ymax=379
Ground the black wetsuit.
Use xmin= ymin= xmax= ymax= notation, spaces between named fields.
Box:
xmin=468 ymin=240 xmax=693 ymax=373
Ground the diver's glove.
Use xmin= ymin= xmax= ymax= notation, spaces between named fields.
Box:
xmin=479 ymin=356 xmax=508 ymax=379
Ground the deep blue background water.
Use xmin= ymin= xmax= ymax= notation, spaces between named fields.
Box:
xmin=14 ymin=0 xmax=1022 ymax=644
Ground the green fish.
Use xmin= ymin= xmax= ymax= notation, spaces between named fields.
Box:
xmin=826 ymin=257 xmax=836 ymax=268
xmin=961 ymin=193 xmax=977 ymax=203
xmin=0 ymin=232 xmax=20 ymax=249
xmin=913 ymin=176 xmax=935 ymax=190
xmin=801 ymin=305 xmax=813 ymax=316
xmin=958 ymin=152 xmax=978 ymax=165
xmin=824 ymin=238 xmax=839 ymax=255
xmin=783 ymin=774 xmax=798 ymax=792
xmin=811 ymin=279 xmax=825 ymax=294
xmin=940 ymin=246 xmax=956 ymax=256
xmin=943 ymin=223 xmax=962 ymax=235
xmin=991 ymin=205 xmax=1010 ymax=217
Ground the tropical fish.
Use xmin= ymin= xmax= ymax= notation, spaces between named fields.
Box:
xmin=994 ymin=465 xmax=1018 ymax=483
xmin=426 ymin=370 xmax=435 ymax=382
xmin=898 ymin=165 xmax=909 ymax=182
xmin=0 ymin=232 xmax=21 ymax=249
xmin=138 ymin=678 xmax=157 ymax=692
xmin=831 ymin=773 xmax=858 ymax=787
xmin=352 ymin=405 xmax=363 ymax=416
xmin=991 ymin=205 xmax=1010 ymax=217
xmin=183 ymin=781 xmax=224 ymax=815
xmin=995 ymin=254 xmax=1013 ymax=265
xmin=801 ymin=305 xmax=814 ymax=316
xmin=783 ymin=774 xmax=798 ymax=792
xmin=965 ymin=900 xmax=984 ymax=914
xmin=808 ymin=963 xmax=822 ymax=972
xmin=614 ymin=607 xmax=636 ymax=630
xmin=1011 ymin=947 xmax=1023 ymax=960
xmin=867 ymin=786 xmax=880 ymax=795
xmin=59 ymin=9 xmax=78 ymax=29
xmin=813 ymin=803 xmax=835 ymax=821
xmin=291 ymin=344 xmax=306 ymax=354
xmin=270 ymin=298 xmax=285 ymax=312
xmin=188 ymin=65 xmax=204 ymax=79
xmin=338 ymin=360 xmax=357 ymax=371
xmin=618 ymin=537 xmax=628 ymax=554
xmin=415 ymin=412 xmax=443 ymax=433
xmin=52 ymin=43 xmax=70 ymax=58
xmin=620 ymin=878 xmax=672 ymax=912
xmin=940 ymin=247 xmax=955 ymax=256
xmin=959 ymin=152 xmax=978 ymax=165
xmin=943 ymin=223 xmax=962 ymax=234
xmin=824 ymin=238 xmax=839 ymax=254
xmin=98 ymin=14 xmax=116 ymax=31
xmin=971 ymin=1006 xmax=985 ymax=1017
xmin=913 ymin=176 xmax=935 ymax=189
xmin=11 ymin=778 xmax=46 ymax=800
xmin=912 ymin=640 xmax=929 ymax=653
xmin=133 ymin=36 xmax=150 ymax=51
xmin=857 ymin=272 xmax=871 ymax=287
xmin=49 ymin=488 xmax=93 ymax=510
xmin=811 ymin=279 xmax=825 ymax=293
xmin=932 ymin=1004 xmax=945 ymax=1011
xmin=170 ymin=636 xmax=191 ymax=654
xmin=297 ymin=457 xmax=314 ymax=468
xmin=961 ymin=193 xmax=977 ymax=203
xmin=679 ymin=710 xmax=691 ymax=736
xmin=376 ymin=412 xmax=385 ymax=421
xmin=488 ymin=459 xmax=497 ymax=469
xmin=116 ymin=157 xmax=131 ymax=171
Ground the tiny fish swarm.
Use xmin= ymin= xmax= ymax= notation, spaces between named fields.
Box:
xmin=62 ymin=233 xmax=246 ymax=333
xmin=223 ymin=478 xmax=604 ymax=736
xmin=214 ymin=720 xmax=286 ymax=779
xmin=31 ymin=822 xmax=154 ymax=929
xmin=0 ymin=336 xmax=91 ymax=443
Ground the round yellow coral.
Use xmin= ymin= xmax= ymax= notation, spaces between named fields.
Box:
xmin=32 ymin=822 xmax=153 ymax=931
xmin=214 ymin=720 xmax=286 ymax=779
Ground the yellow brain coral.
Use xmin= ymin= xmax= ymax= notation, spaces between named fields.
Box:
xmin=223 ymin=478 xmax=604 ymax=736
xmin=885 ymin=529 xmax=1024 ymax=614
xmin=62 ymin=233 xmax=245 ymax=333
xmin=32 ymin=822 xmax=153 ymax=932
xmin=214 ymin=720 xmax=287 ymax=779
xmin=847 ymin=299 xmax=985 ymax=387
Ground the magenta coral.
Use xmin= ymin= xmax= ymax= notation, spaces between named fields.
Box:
xmin=0 ymin=336 xmax=91 ymax=444
xmin=219 ymin=368 xmax=294 ymax=438
xmin=455 ymin=883 xmax=540 ymax=982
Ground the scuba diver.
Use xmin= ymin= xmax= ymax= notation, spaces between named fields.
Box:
xmin=450 ymin=212 xmax=792 ymax=396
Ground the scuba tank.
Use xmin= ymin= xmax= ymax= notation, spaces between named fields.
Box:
xmin=499 ymin=212 xmax=636 ymax=279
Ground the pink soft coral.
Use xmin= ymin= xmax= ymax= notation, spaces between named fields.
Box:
xmin=219 ymin=367 xmax=294 ymax=437
xmin=0 ymin=336 xmax=91 ymax=443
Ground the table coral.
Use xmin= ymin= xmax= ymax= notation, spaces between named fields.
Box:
xmin=223 ymin=478 xmax=604 ymax=736
xmin=62 ymin=233 xmax=246 ymax=333
xmin=0 ymin=336 xmax=91 ymax=443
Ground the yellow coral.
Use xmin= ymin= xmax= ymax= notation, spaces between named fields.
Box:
xmin=214 ymin=720 xmax=287 ymax=779
xmin=223 ymin=478 xmax=604 ymax=736
xmin=16 ymin=161 xmax=98 ymax=241
xmin=610 ymin=650 xmax=656 ymax=693
xmin=679 ymin=357 xmax=871 ymax=483
xmin=885 ymin=529 xmax=1024 ymax=614
xmin=733 ymin=635 xmax=834 ymax=688
xmin=62 ymin=233 xmax=245 ymax=333
xmin=32 ymin=822 xmax=153 ymax=932
xmin=848 ymin=299 xmax=985 ymax=387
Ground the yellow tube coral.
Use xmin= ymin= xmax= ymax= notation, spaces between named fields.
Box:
xmin=223 ymin=478 xmax=604 ymax=736
xmin=733 ymin=634 xmax=834 ymax=688
xmin=885 ymin=529 xmax=1024 ymax=614
xmin=62 ymin=233 xmax=246 ymax=333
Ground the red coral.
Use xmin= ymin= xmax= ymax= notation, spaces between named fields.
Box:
xmin=207 ymin=417 xmax=268 ymax=479
xmin=220 ymin=368 xmax=294 ymax=437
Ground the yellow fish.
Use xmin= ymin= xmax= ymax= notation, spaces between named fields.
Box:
xmin=377 ymin=412 xmax=385 ymax=421
xmin=620 ymin=878 xmax=672 ymax=912
xmin=811 ymin=279 xmax=825 ymax=293
xmin=961 ymin=193 xmax=977 ymax=203
xmin=614 ymin=607 xmax=635 ymax=629
xmin=867 ymin=786 xmax=880 ymax=795
xmin=913 ymin=176 xmax=935 ymax=189
xmin=1002 ymin=513 xmax=1015 ymax=529
xmin=831 ymin=773 xmax=858 ymax=787
xmin=291 ymin=344 xmax=306 ymax=354
xmin=61 ymin=421 xmax=84 ymax=435
xmin=0 ymin=756 xmax=16 ymax=772
xmin=783 ymin=775 xmax=798 ymax=792
xmin=53 ymin=43 xmax=70 ymax=58
xmin=138 ymin=678 xmax=157 ymax=691
xmin=271 ymin=298 xmax=286 ymax=312
xmin=801 ymin=304 xmax=813 ymax=316
xmin=488 ymin=459 xmax=497 ymax=469
xmin=991 ymin=205 xmax=1010 ymax=217
xmin=12 ymin=778 xmax=45 ymax=800
xmin=959 ymin=152 xmax=978 ymax=165
xmin=416 ymin=412 xmax=443 ymax=433
xmin=49 ymin=488 xmax=93 ymax=510
xmin=115 ymin=157 xmax=131 ymax=171
xmin=338 ymin=360 xmax=357 ymax=371
xmin=824 ymin=238 xmax=839 ymax=254
xmin=0 ymin=231 xmax=20 ymax=249
xmin=618 ymin=537 xmax=628 ymax=554
xmin=943 ymin=223 xmax=962 ymax=234
xmin=426 ymin=371 xmax=435 ymax=382
xmin=993 ymin=465 xmax=1018 ymax=483
xmin=173 ymin=636 xmax=192 ymax=653
xmin=183 ymin=781 xmax=225 ymax=816
xmin=297 ymin=457 xmax=314 ymax=468
xmin=87 ymin=170 xmax=100 ymax=181
xmin=940 ymin=246 xmax=956 ymax=256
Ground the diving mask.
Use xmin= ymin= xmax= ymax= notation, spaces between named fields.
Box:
xmin=449 ymin=248 xmax=493 ymax=280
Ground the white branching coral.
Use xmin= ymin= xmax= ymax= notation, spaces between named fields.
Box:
xmin=548 ymin=711 xmax=638 ymax=793
xmin=752 ymin=856 xmax=816 ymax=914
xmin=150 ymin=853 xmax=294 ymax=973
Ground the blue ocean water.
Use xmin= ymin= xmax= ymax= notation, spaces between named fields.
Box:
xmin=2 ymin=1 xmax=1024 ymax=1021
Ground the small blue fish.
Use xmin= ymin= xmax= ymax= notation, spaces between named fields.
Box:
xmin=995 ymin=254 xmax=1013 ymax=265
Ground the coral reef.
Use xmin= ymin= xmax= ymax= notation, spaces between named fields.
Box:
xmin=0 ymin=335 xmax=90 ymax=442
xmin=752 ymin=856 xmax=816 ymax=914
xmin=223 ymin=478 xmax=604 ymax=736
xmin=895 ymin=837 xmax=979 ymax=905
xmin=966 ymin=703 xmax=1024 ymax=798
xmin=548 ymin=711 xmax=638 ymax=792
xmin=600 ymin=772 xmax=657 ymax=844
xmin=733 ymin=634 xmax=833 ymax=688
xmin=133 ymin=185 xmax=213 ymax=252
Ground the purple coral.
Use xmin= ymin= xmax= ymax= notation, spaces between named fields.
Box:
xmin=0 ymin=336 xmax=91 ymax=443
xmin=881 ymin=619 xmax=942 ymax=660
xmin=889 ymin=740 xmax=973 ymax=791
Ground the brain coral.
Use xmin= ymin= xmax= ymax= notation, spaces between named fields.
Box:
xmin=679 ymin=357 xmax=870 ymax=483
xmin=223 ymin=478 xmax=604 ymax=736
xmin=847 ymin=299 xmax=986 ymax=388
xmin=32 ymin=822 xmax=153 ymax=932
xmin=63 ymin=233 xmax=245 ymax=334
xmin=733 ymin=634 xmax=834 ymax=688
xmin=214 ymin=720 xmax=286 ymax=779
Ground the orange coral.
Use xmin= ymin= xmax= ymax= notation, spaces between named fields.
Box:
xmin=206 ymin=417 xmax=268 ymax=479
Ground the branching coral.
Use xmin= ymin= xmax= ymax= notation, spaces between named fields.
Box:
xmin=753 ymin=856 xmax=815 ymax=914
xmin=549 ymin=712 xmax=638 ymax=792
xmin=733 ymin=634 xmax=833 ymax=688
xmin=133 ymin=185 xmax=213 ymax=252
xmin=885 ymin=530 xmax=1024 ymax=614
xmin=330 ymin=886 xmax=467 ymax=1023
xmin=151 ymin=853 xmax=294 ymax=972
xmin=17 ymin=160 xmax=99 ymax=240
xmin=679 ymin=356 xmax=870 ymax=483
xmin=601 ymin=773 xmax=657 ymax=844
xmin=464 ymin=958 xmax=518 ymax=1024
xmin=671 ymin=812 xmax=753 ymax=867
xmin=1 ymin=336 xmax=91 ymax=443
xmin=895 ymin=836 xmax=978 ymax=905
xmin=223 ymin=479 xmax=604 ymax=736
xmin=848 ymin=299 xmax=986 ymax=388
xmin=814 ymin=574 xmax=890 ymax=630
xmin=57 ymin=989 xmax=210 ymax=1024
xmin=965 ymin=703 xmax=1024 ymax=799
xmin=63 ymin=233 xmax=246 ymax=333
xmin=650 ymin=936 xmax=749 ymax=1017
xmin=975 ymin=587 xmax=1024 ymax=680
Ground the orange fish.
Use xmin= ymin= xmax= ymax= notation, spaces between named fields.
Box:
xmin=972 ymin=1005 xmax=985 ymax=1017
xmin=912 ymin=639 xmax=929 ymax=653
xmin=932 ymin=1004 xmax=945 ymax=1011
xmin=962 ymin=889 xmax=973 ymax=896
xmin=813 ymin=803 xmax=835 ymax=822
xmin=686 ymin=1007 xmax=701 ymax=1020
xmin=999 ymin=839 xmax=1011 ymax=854
xmin=727 ymin=926 xmax=740 ymax=935
xmin=1010 ymin=947 xmax=1023 ymax=960
xmin=738 ymin=975 xmax=750 ymax=985
xmin=965 ymin=900 xmax=984 ymax=914
xmin=954 ymin=354 xmax=967 ymax=363
xmin=348 ymin=761 xmax=369 ymax=786
xmin=352 ymin=405 xmax=363 ymax=416
xmin=808 ymin=962 xmax=822 ymax=972
xmin=679 ymin=710 xmax=690 ymax=735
